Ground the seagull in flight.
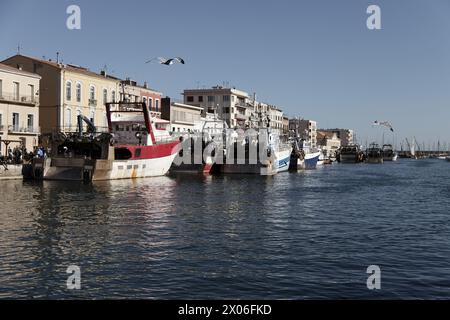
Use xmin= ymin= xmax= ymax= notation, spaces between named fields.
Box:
xmin=372 ymin=120 xmax=394 ymax=132
xmin=145 ymin=57 xmax=185 ymax=65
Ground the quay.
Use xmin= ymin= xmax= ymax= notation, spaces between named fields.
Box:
xmin=0 ymin=164 xmax=23 ymax=180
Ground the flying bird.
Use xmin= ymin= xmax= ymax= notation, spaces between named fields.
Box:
xmin=145 ymin=57 xmax=185 ymax=65
xmin=372 ymin=120 xmax=394 ymax=132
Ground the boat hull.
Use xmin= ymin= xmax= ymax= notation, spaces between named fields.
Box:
xmin=34 ymin=141 xmax=180 ymax=181
xmin=298 ymin=151 xmax=320 ymax=170
xmin=222 ymin=147 xmax=292 ymax=176
xmin=367 ymin=157 xmax=384 ymax=164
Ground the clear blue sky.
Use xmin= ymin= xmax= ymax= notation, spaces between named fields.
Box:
xmin=1 ymin=0 xmax=450 ymax=148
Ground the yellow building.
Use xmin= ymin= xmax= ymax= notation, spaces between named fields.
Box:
xmin=1 ymin=55 xmax=120 ymax=134
xmin=0 ymin=63 xmax=41 ymax=154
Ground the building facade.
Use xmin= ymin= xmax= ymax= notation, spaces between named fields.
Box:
xmin=120 ymin=79 xmax=163 ymax=118
xmin=183 ymin=86 xmax=250 ymax=129
xmin=253 ymin=101 xmax=284 ymax=134
xmin=317 ymin=130 xmax=341 ymax=157
xmin=2 ymin=55 xmax=120 ymax=134
xmin=320 ymin=128 xmax=354 ymax=146
xmin=289 ymin=118 xmax=318 ymax=148
xmin=282 ymin=116 xmax=289 ymax=135
xmin=161 ymin=97 xmax=203 ymax=133
xmin=0 ymin=63 xmax=41 ymax=154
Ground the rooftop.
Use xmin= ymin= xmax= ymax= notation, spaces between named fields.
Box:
xmin=0 ymin=62 xmax=41 ymax=79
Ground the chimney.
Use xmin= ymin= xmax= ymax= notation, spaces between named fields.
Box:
xmin=143 ymin=81 xmax=148 ymax=89
xmin=100 ymin=70 xmax=106 ymax=77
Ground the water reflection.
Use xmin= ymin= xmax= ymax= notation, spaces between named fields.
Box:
xmin=1 ymin=160 xmax=450 ymax=298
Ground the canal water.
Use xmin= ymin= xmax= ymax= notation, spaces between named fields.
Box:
xmin=1 ymin=159 xmax=450 ymax=299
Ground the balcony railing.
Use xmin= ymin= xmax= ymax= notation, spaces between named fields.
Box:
xmin=0 ymin=92 xmax=38 ymax=105
xmin=88 ymin=99 xmax=97 ymax=107
xmin=8 ymin=125 xmax=40 ymax=134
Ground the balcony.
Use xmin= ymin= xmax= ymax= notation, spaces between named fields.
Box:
xmin=0 ymin=125 xmax=4 ymax=132
xmin=8 ymin=125 xmax=40 ymax=135
xmin=88 ymin=99 xmax=97 ymax=107
xmin=0 ymin=92 xmax=38 ymax=106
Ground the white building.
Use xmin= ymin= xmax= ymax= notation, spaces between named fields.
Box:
xmin=183 ymin=86 xmax=251 ymax=129
xmin=0 ymin=63 xmax=41 ymax=154
xmin=320 ymin=128 xmax=354 ymax=146
xmin=317 ymin=130 xmax=341 ymax=157
xmin=253 ymin=101 xmax=284 ymax=134
xmin=161 ymin=97 xmax=203 ymax=133
xmin=289 ymin=118 xmax=318 ymax=148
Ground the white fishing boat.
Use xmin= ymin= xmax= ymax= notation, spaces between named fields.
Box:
xmin=221 ymin=129 xmax=292 ymax=176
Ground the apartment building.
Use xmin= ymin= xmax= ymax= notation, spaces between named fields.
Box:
xmin=253 ymin=101 xmax=284 ymax=134
xmin=120 ymin=79 xmax=163 ymax=118
xmin=0 ymin=63 xmax=41 ymax=154
xmin=317 ymin=130 xmax=341 ymax=157
xmin=161 ymin=97 xmax=203 ymax=133
xmin=289 ymin=118 xmax=318 ymax=148
xmin=2 ymin=54 xmax=120 ymax=134
xmin=320 ymin=128 xmax=354 ymax=146
xmin=183 ymin=86 xmax=250 ymax=129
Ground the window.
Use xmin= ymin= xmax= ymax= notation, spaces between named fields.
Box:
xmin=103 ymin=89 xmax=107 ymax=105
xmin=0 ymin=79 xmax=2 ymax=98
xmin=89 ymin=86 xmax=95 ymax=100
xmin=142 ymin=97 xmax=147 ymax=105
xmin=155 ymin=99 xmax=159 ymax=112
xmin=29 ymin=85 xmax=35 ymax=102
xmin=12 ymin=113 xmax=19 ymax=131
xmin=90 ymin=110 xmax=95 ymax=124
xmin=187 ymin=96 xmax=194 ymax=102
xmin=27 ymin=114 xmax=34 ymax=131
xmin=0 ymin=113 xmax=3 ymax=128
xmin=198 ymin=96 xmax=203 ymax=102
xmin=76 ymin=83 xmax=81 ymax=102
xmin=111 ymin=90 xmax=116 ymax=103
xmin=148 ymin=98 xmax=153 ymax=110
xmin=223 ymin=95 xmax=230 ymax=102
xmin=64 ymin=108 xmax=71 ymax=129
xmin=207 ymin=96 xmax=214 ymax=102
xmin=66 ymin=82 xmax=72 ymax=101
xmin=13 ymin=82 xmax=19 ymax=101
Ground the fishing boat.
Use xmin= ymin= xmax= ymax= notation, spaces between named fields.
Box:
xmin=221 ymin=129 xmax=292 ymax=175
xmin=366 ymin=143 xmax=384 ymax=164
xmin=170 ymin=114 xmax=227 ymax=175
xmin=289 ymin=138 xmax=321 ymax=170
xmin=337 ymin=144 xmax=364 ymax=163
xmin=382 ymin=144 xmax=398 ymax=161
xmin=24 ymin=102 xmax=180 ymax=181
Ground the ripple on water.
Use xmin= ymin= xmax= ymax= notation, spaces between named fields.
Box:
xmin=1 ymin=160 xmax=450 ymax=298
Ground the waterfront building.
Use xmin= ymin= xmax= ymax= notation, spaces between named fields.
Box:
xmin=1 ymin=54 xmax=120 ymax=134
xmin=120 ymin=79 xmax=162 ymax=118
xmin=183 ymin=86 xmax=251 ymax=129
xmin=282 ymin=116 xmax=289 ymax=135
xmin=0 ymin=63 xmax=41 ymax=154
xmin=320 ymin=128 xmax=354 ymax=146
xmin=289 ymin=118 xmax=318 ymax=149
xmin=317 ymin=130 xmax=341 ymax=157
xmin=253 ymin=101 xmax=284 ymax=134
xmin=161 ymin=97 xmax=203 ymax=133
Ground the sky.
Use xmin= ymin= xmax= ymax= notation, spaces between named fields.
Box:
xmin=1 ymin=0 xmax=450 ymax=148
